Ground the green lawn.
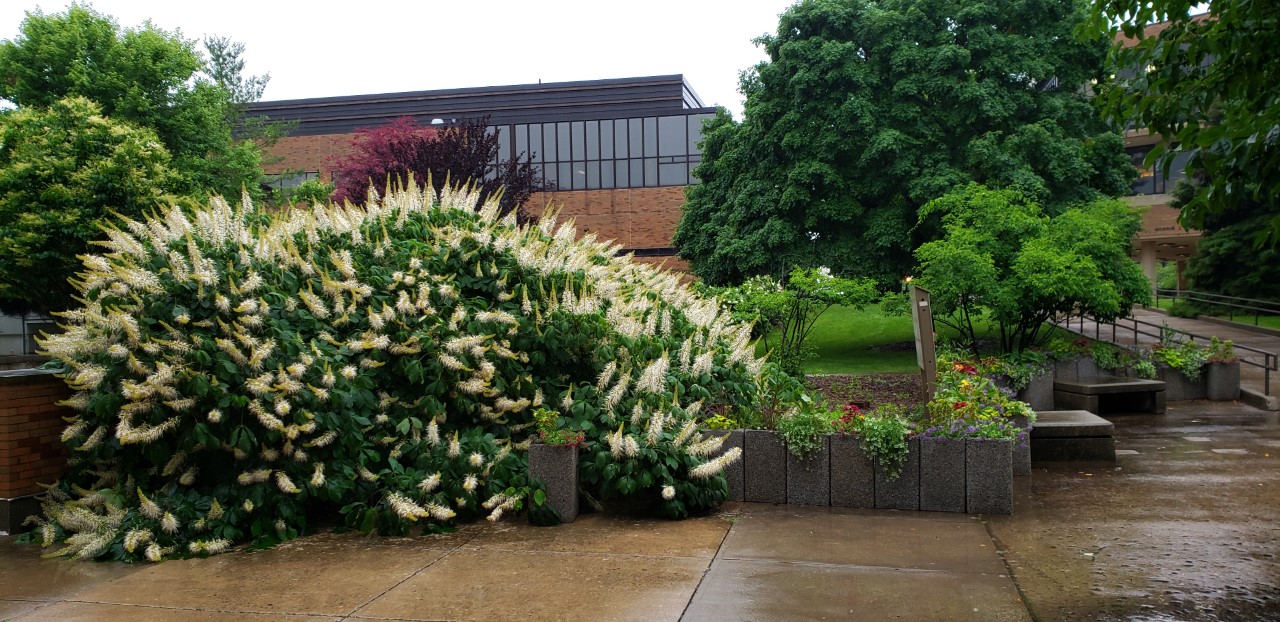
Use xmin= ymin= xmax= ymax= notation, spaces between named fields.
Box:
xmin=755 ymin=304 xmax=1000 ymax=374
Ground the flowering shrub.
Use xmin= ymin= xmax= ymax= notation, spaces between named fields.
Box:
xmin=29 ymin=184 xmax=773 ymax=561
xmin=921 ymin=352 xmax=1034 ymax=446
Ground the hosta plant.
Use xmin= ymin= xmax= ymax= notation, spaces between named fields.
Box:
xmin=28 ymin=182 xmax=773 ymax=561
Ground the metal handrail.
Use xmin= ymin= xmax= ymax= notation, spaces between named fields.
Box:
xmin=1153 ymin=289 xmax=1280 ymax=326
xmin=1052 ymin=312 xmax=1276 ymax=396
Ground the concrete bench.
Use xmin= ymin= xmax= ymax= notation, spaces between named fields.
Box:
xmin=1031 ymin=410 xmax=1116 ymax=464
xmin=1053 ymin=376 xmax=1166 ymax=415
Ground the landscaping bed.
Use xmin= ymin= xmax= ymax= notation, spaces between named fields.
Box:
xmin=805 ymin=372 xmax=926 ymax=411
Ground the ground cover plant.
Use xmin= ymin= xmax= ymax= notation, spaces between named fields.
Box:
xmin=28 ymin=183 xmax=783 ymax=562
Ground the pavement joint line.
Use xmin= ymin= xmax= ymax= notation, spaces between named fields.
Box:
xmin=677 ymin=511 xmax=738 ymax=620
xmin=341 ymin=525 xmax=485 ymax=620
xmin=982 ymin=519 xmax=1040 ymax=622
xmin=52 ymin=599 xmax=337 ymax=618
xmin=456 ymin=546 xmax=717 ymax=561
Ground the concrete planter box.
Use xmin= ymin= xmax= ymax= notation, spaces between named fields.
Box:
xmin=966 ymin=438 xmax=1013 ymax=514
xmin=1159 ymin=366 xmax=1207 ymax=401
xmin=919 ymin=438 xmax=965 ymax=513
xmin=1054 ymin=357 xmax=1080 ymax=381
xmin=786 ymin=436 xmax=830 ymax=506
xmin=1206 ymin=362 xmax=1241 ymax=401
xmin=718 ymin=430 xmax=745 ymax=502
xmin=528 ymin=443 xmax=579 ymax=523
xmin=1012 ymin=415 xmax=1032 ymax=476
xmin=829 ymin=435 xmax=875 ymax=508
xmin=874 ymin=439 xmax=920 ymax=511
xmin=1016 ymin=371 xmax=1055 ymax=413
xmin=743 ymin=430 xmax=787 ymax=503
xmin=729 ymin=432 xmax=1014 ymax=514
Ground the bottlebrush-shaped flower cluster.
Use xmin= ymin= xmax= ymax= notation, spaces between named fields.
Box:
xmin=29 ymin=183 xmax=772 ymax=561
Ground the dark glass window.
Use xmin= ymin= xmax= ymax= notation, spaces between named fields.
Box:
xmin=659 ymin=162 xmax=687 ymax=186
xmin=542 ymin=162 xmax=557 ymax=187
xmin=557 ymin=122 xmax=571 ymax=163
xmin=571 ymin=121 xmax=585 ymax=160
xmin=643 ymin=117 xmax=658 ymax=158
xmin=515 ymin=124 xmax=529 ymax=161
xmin=495 ymin=126 xmax=510 ymax=161
xmin=615 ymin=121 xmax=630 ymax=159
xmin=615 ymin=160 xmax=629 ymax=188
xmin=643 ymin=158 xmax=658 ymax=186
xmin=586 ymin=161 xmax=600 ymax=189
xmin=599 ymin=120 xmax=612 ymax=159
xmin=628 ymin=119 xmax=644 ymax=159
xmin=629 ymin=159 xmax=644 ymax=187
xmin=687 ymin=114 xmax=708 ymax=154
xmin=571 ymin=161 xmax=586 ymax=190
xmin=559 ymin=163 xmax=573 ymax=190
xmin=602 ymin=160 xmax=615 ymax=188
xmin=658 ymin=116 xmax=685 ymax=157
xmin=542 ymin=124 xmax=557 ymax=162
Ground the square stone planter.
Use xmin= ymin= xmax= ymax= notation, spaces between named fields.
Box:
xmin=743 ymin=430 xmax=786 ymax=504
xmin=830 ymin=435 xmax=875 ymax=508
xmin=786 ymin=436 xmax=830 ymax=506
xmin=874 ymin=438 xmax=919 ymax=511
xmin=1016 ymin=371 xmax=1055 ymax=413
xmin=718 ymin=430 xmax=745 ymax=502
xmin=528 ymin=443 xmax=579 ymax=523
xmin=1159 ymin=366 xmax=1207 ymax=401
xmin=1012 ymin=415 xmax=1031 ymax=476
xmin=965 ymin=438 xmax=1013 ymax=515
xmin=1206 ymin=361 xmax=1241 ymax=401
xmin=918 ymin=437 xmax=965 ymax=513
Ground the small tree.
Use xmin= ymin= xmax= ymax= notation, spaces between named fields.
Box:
xmin=915 ymin=184 xmax=1151 ymax=353
xmin=330 ymin=116 xmax=549 ymax=221
xmin=0 ymin=97 xmax=176 ymax=316
xmin=715 ymin=267 xmax=877 ymax=377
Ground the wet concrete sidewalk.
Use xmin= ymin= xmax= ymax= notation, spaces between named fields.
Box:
xmin=0 ymin=502 xmax=1026 ymax=621
xmin=3 ymin=400 xmax=1279 ymax=621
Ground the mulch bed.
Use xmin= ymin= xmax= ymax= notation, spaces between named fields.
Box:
xmin=804 ymin=372 xmax=927 ymax=412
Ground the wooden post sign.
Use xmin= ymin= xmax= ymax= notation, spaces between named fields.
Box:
xmin=910 ymin=285 xmax=938 ymax=399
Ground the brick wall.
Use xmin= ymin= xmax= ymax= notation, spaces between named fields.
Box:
xmin=0 ymin=371 xmax=71 ymax=499
xmin=526 ymin=186 xmax=687 ymax=251
xmin=263 ymin=133 xmax=353 ymax=176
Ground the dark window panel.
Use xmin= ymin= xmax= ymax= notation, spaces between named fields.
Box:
xmin=557 ymin=122 xmax=571 ymax=163
xmin=658 ymin=116 xmax=686 ymax=157
xmin=659 ymin=162 xmax=687 ymax=186
xmin=571 ymin=121 xmax=585 ymax=160
xmin=602 ymin=160 xmax=615 ymax=188
xmin=495 ymin=126 xmax=510 ymax=161
xmin=599 ymin=120 xmax=612 ymax=160
xmin=542 ymin=124 xmax=557 ymax=162
xmin=615 ymin=120 xmax=629 ymax=159
xmin=585 ymin=120 xmax=599 ymax=160
xmin=515 ymin=124 xmax=530 ymax=162
xmin=559 ymin=163 xmax=574 ymax=190
xmin=644 ymin=158 xmax=658 ymax=186
xmin=688 ymin=114 xmax=709 ymax=154
xmin=541 ymin=162 xmax=557 ymax=187
xmin=643 ymin=117 xmax=658 ymax=157
xmin=587 ymin=161 xmax=600 ymax=189
xmin=629 ymin=159 xmax=644 ymax=188
xmin=629 ymin=118 xmax=644 ymax=159
xmin=572 ymin=161 xmax=587 ymax=190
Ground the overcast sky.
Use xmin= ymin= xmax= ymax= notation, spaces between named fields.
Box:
xmin=2 ymin=0 xmax=798 ymax=119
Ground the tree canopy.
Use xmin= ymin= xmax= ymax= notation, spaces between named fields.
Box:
xmin=330 ymin=116 xmax=549 ymax=221
xmin=0 ymin=4 xmax=264 ymax=199
xmin=1087 ymin=0 xmax=1280 ymax=247
xmin=915 ymin=184 xmax=1151 ymax=353
xmin=0 ymin=97 xmax=177 ymax=316
xmin=675 ymin=0 xmax=1136 ymax=285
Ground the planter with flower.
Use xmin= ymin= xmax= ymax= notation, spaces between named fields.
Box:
xmin=528 ymin=408 xmax=586 ymax=523
xmin=1151 ymin=330 xmax=1210 ymax=400
xmin=1205 ymin=338 xmax=1241 ymax=401
xmin=830 ymin=403 xmax=876 ymax=508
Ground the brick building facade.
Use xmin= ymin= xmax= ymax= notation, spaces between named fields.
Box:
xmin=249 ymin=75 xmax=711 ymax=269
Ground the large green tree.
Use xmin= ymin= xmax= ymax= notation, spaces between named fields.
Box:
xmin=1087 ymin=0 xmax=1280 ymax=246
xmin=676 ymin=0 xmax=1135 ymax=285
xmin=0 ymin=4 xmax=263 ymax=199
xmin=0 ymin=97 xmax=177 ymax=316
